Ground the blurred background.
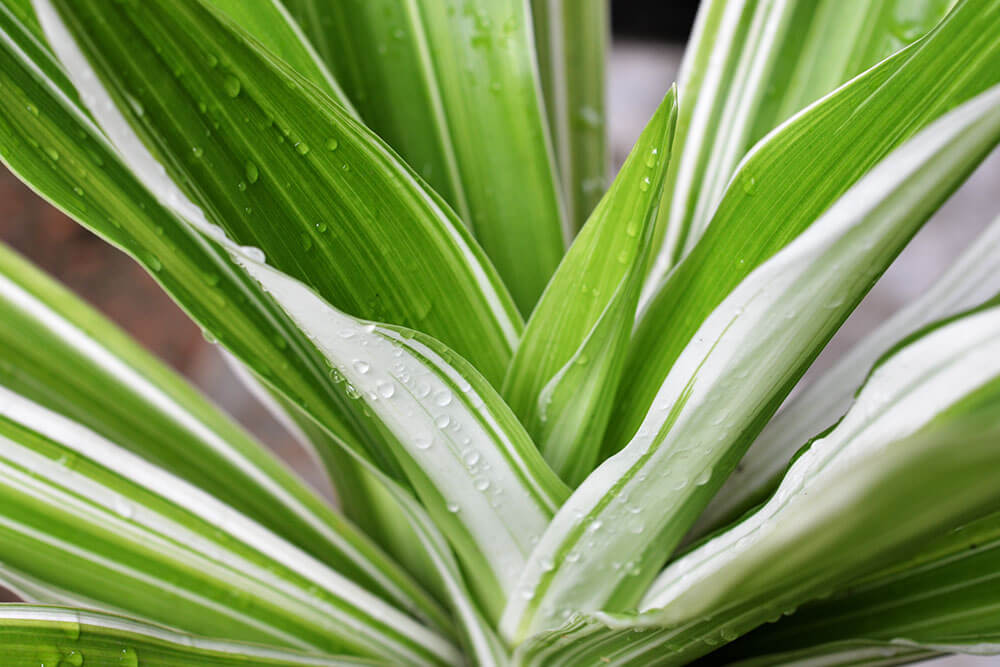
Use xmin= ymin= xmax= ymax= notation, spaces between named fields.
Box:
xmin=1 ymin=4 xmax=999 ymax=663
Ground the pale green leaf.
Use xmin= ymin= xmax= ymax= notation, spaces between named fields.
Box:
xmin=530 ymin=0 xmax=610 ymax=231
xmin=282 ymin=0 xmax=567 ymax=314
xmin=0 ymin=605 xmax=381 ymax=666
xmin=0 ymin=388 xmax=459 ymax=665
xmin=0 ymin=243 xmax=451 ymax=632
xmin=694 ymin=212 xmax=1000 ymax=537
xmin=502 ymin=89 xmax=677 ymax=485
xmin=714 ymin=511 xmax=1000 ymax=665
xmin=500 ymin=78 xmax=1000 ymax=641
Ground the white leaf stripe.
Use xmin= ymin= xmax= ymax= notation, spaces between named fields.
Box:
xmin=500 ymin=83 xmax=1000 ymax=641
xmin=0 ymin=387 xmax=458 ymax=664
xmin=694 ymin=212 xmax=1000 ymax=537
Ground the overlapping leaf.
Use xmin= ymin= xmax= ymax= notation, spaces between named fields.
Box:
xmin=712 ymin=511 xmax=1000 ymax=665
xmin=0 ymin=243 xmax=449 ymax=630
xmin=503 ymin=90 xmax=676 ymax=485
xmin=501 ymin=79 xmax=1000 ymax=641
xmin=694 ymin=212 xmax=1000 ymax=537
xmin=282 ymin=0 xmax=567 ymax=314
xmin=644 ymin=0 xmax=959 ymax=293
xmin=0 ymin=389 xmax=459 ymax=664
xmin=0 ymin=605 xmax=379 ymax=666
xmin=513 ymin=300 xmax=1000 ymax=666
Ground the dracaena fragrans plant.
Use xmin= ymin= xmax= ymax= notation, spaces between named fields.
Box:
xmin=0 ymin=0 xmax=999 ymax=664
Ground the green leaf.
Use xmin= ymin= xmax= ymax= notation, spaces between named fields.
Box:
xmin=0 ymin=242 xmax=451 ymax=632
xmin=500 ymin=79 xmax=1000 ymax=641
xmin=513 ymin=300 xmax=1000 ymax=666
xmin=645 ymin=0 xmax=959 ymax=292
xmin=229 ymin=256 xmax=568 ymax=621
xmin=693 ymin=212 xmax=1000 ymax=538
xmin=0 ymin=605 xmax=381 ymax=666
xmin=282 ymin=0 xmax=567 ymax=314
xmin=41 ymin=0 xmax=522 ymax=386
xmin=0 ymin=388 xmax=459 ymax=665
xmin=205 ymin=0 xmax=356 ymax=111
xmin=530 ymin=0 xmax=610 ymax=231
xmin=609 ymin=0 xmax=1000 ymax=460
xmin=713 ymin=511 xmax=1000 ymax=665
xmin=502 ymin=89 xmax=677 ymax=485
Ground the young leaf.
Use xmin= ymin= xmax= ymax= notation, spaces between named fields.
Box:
xmin=39 ymin=0 xmax=522 ymax=385
xmin=530 ymin=0 xmax=610 ymax=230
xmin=694 ymin=212 xmax=1000 ymax=537
xmin=0 ymin=243 xmax=450 ymax=631
xmin=281 ymin=0 xmax=567 ymax=314
xmin=502 ymin=89 xmax=677 ymax=485
xmin=0 ymin=388 xmax=459 ymax=665
xmin=713 ymin=511 xmax=1000 ymax=665
xmin=500 ymin=81 xmax=1000 ymax=641
xmin=0 ymin=605 xmax=379 ymax=666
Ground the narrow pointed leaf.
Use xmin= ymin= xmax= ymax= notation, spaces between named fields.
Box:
xmin=503 ymin=90 xmax=677 ymax=485
xmin=0 ymin=388 xmax=459 ymax=664
xmin=530 ymin=0 xmax=610 ymax=230
xmin=514 ymin=303 xmax=1000 ymax=666
xmin=714 ymin=511 xmax=1000 ymax=665
xmin=501 ymin=81 xmax=1000 ymax=641
xmin=281 ymin=0 xmax=567 ymax=314
xmin=695 ymin=212 xmax=1000 ymax=536
xmin=0 ymin=243 xmax=451 ymax=631
xmin=645 ymin=0 xmax=959 ymax=293
xmin=611 ymin=0 xmax=1000 ymax=459
xmin=41 ymin=0 xmax=521 ymax=385
xmin=0 ymin=605 xmax=380 ymax=666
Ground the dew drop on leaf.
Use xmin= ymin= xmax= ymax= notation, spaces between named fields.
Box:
xmin=244 ymin=161 xmax=259 ymax=183
xmin=223 ymin=75 xmax=241 ymax=98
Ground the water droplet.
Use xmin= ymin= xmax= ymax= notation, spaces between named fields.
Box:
xmin=244 ymin=161 xmax=259 ymax=183
xmin=353 ymin=360 xmax=370 ymax=374
xmin=446 ymin=502 xmax=460 ymax=513
xmin=191 ymin=146 xmax=204 ymax=158
xmin=237 ymin=181 xmax=247 ymax=192
xmin=520 ymin=588 xmax=535 ymax=600
xmin=462 ymin=450 xmax=481 ymax=466
xmin=474 ymin=477 xmax=490 ymax=491
xmin=223 ymin=75 xmax=241 ymax=98
xmin=205 ymin=53 xmax=218 ymax=68
xmin=26 ymin=103 xmax=39 ymax=116
xmin=295 ymin=141 xmax=310 ymax=155
xmin=73 ymin=186 xmax=84 ymax=197
xmin=565 ymin=551 xmax=581 ymax=563
xmin=741 ymin=173 xmax=757 ymax=195
xmin=435 ymin=415 xmax=451 ymax=429
xmin=239 ymin=245 xmax=265 ymax=262
xmin=639 ymin=176 xmax=651 ymax=192
xmin=315 ymin=222 xmax=328 ymax=233
xmin=45 ymin=147 xmax=60 ymax=161
xmin=434 ymin=390 xmax=453 ymax=407
xmin=344 ymin=384 xmax=361 ymax=399
xmin=119 ymin=647 xmax=139 ymax=667
xmin=414 ymin=434 xmax=433 ymax=450
xmin=376 ymin=381 xmax=395 ymax=398
xmin=540 ymin=557 xmax=555 ymax=571
xmin=300 ymin=234 xmax=313 ymax=251
xmin=646 ymin=147 xmax=659 ymax=168
xmin=59 ymin=649 xmax=84 ymax=666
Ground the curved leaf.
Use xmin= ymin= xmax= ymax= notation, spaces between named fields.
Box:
xmin=0 ymin=243 xmax=451 ymax=631
xmin=502 ymin=89 xmax=677 ymax=485
xmin=0 ymin=388 xmax=459 ymax=664
xmin=281 ymin=0 xmax=567 ymax=314
xmin=500 ymin=81 xmax=1000 ymax=641
xmin=0 ymin=605 xmax=379 ymax=666
xmin=41 ymin=0 xmax=521 ymax=385
xmin=694 ymin=212 xmax=1000 ymax=537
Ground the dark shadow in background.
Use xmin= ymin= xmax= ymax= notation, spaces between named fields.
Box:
xmin=613 ymin=1 xmax=699 ymax=42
